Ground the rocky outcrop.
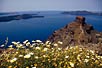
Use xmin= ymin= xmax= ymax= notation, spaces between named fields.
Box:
xmin=48 ymin=16 xmax=102 ymax=49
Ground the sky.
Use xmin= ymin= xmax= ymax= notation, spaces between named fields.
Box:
xmin=0 ymin=0 xmax=102 ymax=12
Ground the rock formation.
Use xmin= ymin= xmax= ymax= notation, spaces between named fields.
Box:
xmin=48 ymin=16 xmax=102 ymax=54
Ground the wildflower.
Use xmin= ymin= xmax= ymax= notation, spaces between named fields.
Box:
xmin=19 ymin=44 xmax=23 ymax=47
xmin=92 ymin=58 xmax=95 ymax=60
xmin=69 ymin=47 xmax=73 ymax=49
xmin=12 ymin=41 xmax=18 ymax=45
xmin=65 ymin=56 xmax=69 ymax=58
xmin=97 ymin=56 xmax=101 ymax=59
xmin=43 ymin=48 xmax=48 ymax=51
xmin=35 ymin=56 xmax=38 ymax=59
xmin=43 ymin=55 xmax=46 ymax=57
xmin=31 ymin=65 xmax=33 ymax=67
xmin=53 ymin=63 xmax=57 ymax=67
xmin=19 ymin=55 xmax=23 ymax=57
xmin=32 ymin=40 xmax=35 ymax=42
xmin=75 ymin=46 xmax=78 ymax=48
xmin=14 ymin=66 xmax=18 ymax=68
xmin=0 ymin=44 xmax=5 ymax=47
xmin=86 ymin=56 xmax=90 ymax=58
xmin=58 ymin=41 xmax=63 ymax=44
xmin=36 ymin=40 xmax=42 ymax=43
xmin=23 ymin=40 xmax=28 ymax=44
xmin=16 ymin=44 xmax=23 ymax=48
xmin=32 ymin=43 xmax=36 ymax=46
xmin=8 ymin=45 xmax=13 ymax=48
xmin=46 ymin=45 xmax=50 ymax=47
xmin=49 ymin=42 xmax=51 ymax=45
xmin=45 ymin=41 xmax=50 ymax=44
xmin=10 ymin=58 xmax=17 ymax=63
xmin=79 ymin=48 xmax=82 ymax=51
xmin=24 ymin=54 xmax=31 ymax=58
xmin=65 ymin=46 xmax=69 ymax=50
xmin=26 ymin=67 xmax=29 ymax=68
xmin=84 ymin=59 xmax=89 ymax=63
xmin=22 ymin=46 xmax=26 ymax=48
xmin=30 ymin=45 xmax=34 ymax=48
xmin=29 ymin=52 xmax=34 ymax=55
xmin=100 ymin=64 xmax=102 ymax=66
xmin=69 ymin=62 xmax=74 ymax=67
xmin=26 ymin=42 xmax=30 ymax=46
xmin=51 ymin=48 xmax=54 ymax=50
xmin=54 ymin=43 xmax=58 ymax=47
xmin=16 ymin=45 xmax=21 ymax=48
xmin=34 ymin=64 xmax=37 ymax=66
xmin=58 ymin=48 xmax=62 ymax=50
xmin=77 ymin=54 xmax=81 ymax=61
xmin=95 ymin=60 xmax=99 ymax=64
xmin=35 ymin=47 xmax=41 ymax=50
xmin=16 ymin=52 xmax=18 ymax=54
xmin=89 ymin=50 xmax=94 ymax=54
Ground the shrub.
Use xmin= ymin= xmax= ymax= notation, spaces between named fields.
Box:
xmin=0 ymin=40 xmax=102 ymax=68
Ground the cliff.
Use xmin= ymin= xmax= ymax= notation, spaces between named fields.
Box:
xmin=48 ymin=16 xmax=102 ymax=55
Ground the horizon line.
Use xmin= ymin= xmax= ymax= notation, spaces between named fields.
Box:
xmin=0 ymin=10 xmax=102 ymax=13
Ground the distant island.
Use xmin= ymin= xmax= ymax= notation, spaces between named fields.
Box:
xmin=61 ymin=11 xmax=102 ymax=16
xmin=0 ymin=14 xmax=44 ymax=22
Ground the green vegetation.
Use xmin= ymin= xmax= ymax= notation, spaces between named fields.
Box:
xmin=0 ymin=40 xmax=102 ymax=68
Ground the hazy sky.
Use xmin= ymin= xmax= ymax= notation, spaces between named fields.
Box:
xmin=0 ymin=0 xmax=102 ymax=12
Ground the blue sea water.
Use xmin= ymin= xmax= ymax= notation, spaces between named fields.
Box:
xmin=0 ymin=12 xmax=102 ymax=45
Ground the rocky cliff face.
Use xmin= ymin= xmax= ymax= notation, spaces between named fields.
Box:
xmin=48 ymin=16 xmax=102 ymax=53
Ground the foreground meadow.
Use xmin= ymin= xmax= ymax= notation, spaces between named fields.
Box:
xmin=0 ymin=40 xmax=102 ymax=68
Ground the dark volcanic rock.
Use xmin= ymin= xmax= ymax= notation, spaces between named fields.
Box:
xmin=48 ymin=16 xmax=102 ymax=48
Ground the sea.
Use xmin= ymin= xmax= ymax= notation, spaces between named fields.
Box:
xmin=0 ymin=11 xmax=102 ymax=45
